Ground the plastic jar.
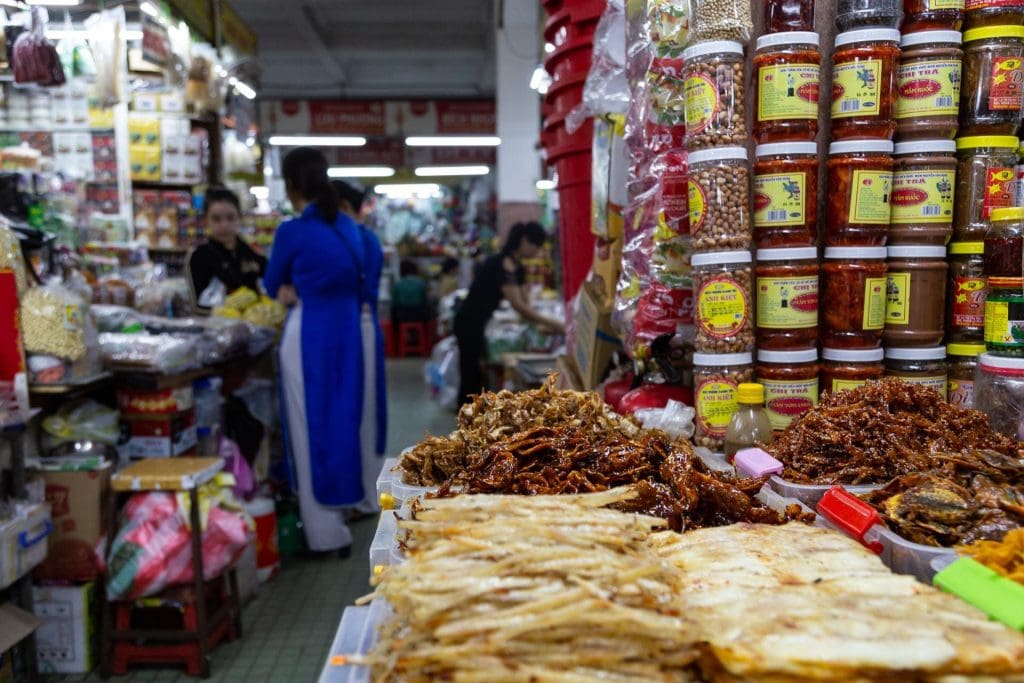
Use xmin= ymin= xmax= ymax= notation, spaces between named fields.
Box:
xmin=884 ymin=245 xmax=949 ymax=347
xmin=974 ymin=353 xmax=1024 ymax=439
xmin=830 ymin=29 xmax=901 ymax=140
xmin=947 ymin=341 xmax=986 ymax=407
xmin=826 ymin=140 xmax=895 ymax=246
xmin=692 ymin=250 xmax=754 ymax=353
xmin=895 ymin=32 xmax=964 ymax=140
xmin=953 ymin=135 xmax=1020 ymax=241
xmin=983 ymin=206 xmax=1024 ymax=276
xmin=984 ymin=276 xmax=1024 ymax=355
xmin=903 ymin=0 xmax=965 ymax=31
xmin=766 ymin=0 xmax=816 ymax=32
xmin=755 ymin=348 xmax=820 ymax=430
xmin=753 ymin=32 xmax=821 ymax=144
xmin=753 ymin=143 xmax=818 ymax=247
xmin=946 ymin=241 xmax=988 ymax=342
xmin=683 ymin=41 xmax=746 ymax=151
xmin=890 ymin=140 xmax=957 ymax=244
xmin=821 ymin=347 xmax=886 ymax=394
xmin=822 ymin=246 xmax=889 ymax=348
xmin=1018 ymin=139 xmax=1024 ymax=207
xmin=964 ymin=0 xmax=1024 ymax=31
xmin=755 ymin=247 xmax=819 ymax=350
xmin=885 ymin=346 xmax=949 ymax=396
xmin=960 ymin=26 xmax=1024 ymax=137
xmin=688 ymin=147 xmax=751 ymax=251
xmin=693 ymin=352 xmax=755 ymax=450
xmin=837 ymin=0 xmax=902 ymax=31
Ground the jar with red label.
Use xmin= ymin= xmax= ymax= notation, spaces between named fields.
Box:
xmin=1017 ymin=139 xmax=1024 ymax=206
xmin=964 ymin=0 xmax=1024 ymax=30
xmin=953 ymin=135 xmax=1020 ymax=240
xmin=683 ymin=41 xmax=746 ymax=151
xmin=984 ymin=205 xmax=1024 ymax=276
xmin=826 ymin=140 xmax=895 ymax=246
xmin=753 ymin=143 xmax=818 ymax=247
xmin=946 ymin=241 xmax=988 ymax=341
xmin=821 ymin=347 xmax=886 ymax=394
xmin=822 ymin=246 xmax=888 ymax=348
xmin=890 ymin=140 xmax=957 ymax=245
xmin=903 ymin=0 xmax=964 ymax=31
xmin=896 ymin=32 xmax=963 ymax=140
xmin=960 ymin=26 xmax=1024 ymax=137
xmin=947 ymin=341 xmax=985 ymax=407
xmin=755 ymin=247 xmax=819 ymax=350
xmin=830 ymin=29 xmax=901 ymax=141
xmin=693 ymin=351 xmax=755 ymax=450
xmin=884 ymin=245 xmax=949 ymax=347
xmin=688 ymin=146 xmax=751 ymax=251
xmin=755 ymin=348 xmax=820 ymax=430
xmin=692 ymin=250 xmax=754 ymax=353
xmin=753 ymin=32 xmax=821 ymax=143
xmin=884 ymin=346 xmax=949 ymax=398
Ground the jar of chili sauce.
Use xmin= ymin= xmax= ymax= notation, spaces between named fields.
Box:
xmin=946 ymin=241 xmax=987 ymax=342
xmin=964 ymin=0 xmax=1024 ymax=31
xmin=895 ymin=31 xmax=963 ymax=140
xmin=755 ymin=247 xmax=820 ymax=350
xmin=754 ymin=142 xmax=818 ymax=247
xmin=755 ymin=348 xmax=820 ymax=431
xmin=830 ymin=29 xmax=901 ymax=141
xmin=954 ymin=135 xmax=1020 ymax=241
xmin=822 ymin=246 xmax=888 ymax=348
xmin=903 ymin=0 xmax=964 ymax=32
xmin=890 ymin=140 xmax=957 ymax=245
xmin=983 ymin=206 xmax=1024 ymax=276
xmin=821 ymin=347 xmax=886 ymax=395
xmin=826 ymin=139 xmax=895 ymax=247
xmin=959 ymin=25 xmax=1024 ymax=137
xmin=753 ymin=32 xmax=821 ymax=144
xmin=766 ymin=0 xmax=816 ymax=32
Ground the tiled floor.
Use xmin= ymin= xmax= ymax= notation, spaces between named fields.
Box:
xmin=48 ymin=359 xmax=453 ymax=683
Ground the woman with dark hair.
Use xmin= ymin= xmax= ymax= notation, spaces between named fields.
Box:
xmin=453 ymin=221 xmax=564 ymax=405
xmin=391 ymin=259 xmax=430 ymax=327
xmin=186 ymin=186 xmax=266 ymax=312
xmin=263 ymin=147 xmax=387 ymax=555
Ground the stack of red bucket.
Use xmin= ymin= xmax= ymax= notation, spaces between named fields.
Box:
xmin=541 ymin=0 xmax=605 ymax=303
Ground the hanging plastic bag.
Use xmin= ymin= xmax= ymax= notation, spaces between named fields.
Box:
xmin=633 ymin=398 xmax=696 ymax=440
xmin=85 ymin=7 xmax=126 ymax=107
xmin=566 ymin=0 xmax=629 ymax=134
xmin=42 ymin=399 xmax=119 ymax=446
xmin=12 ymin=7 xmax=65 ymax=86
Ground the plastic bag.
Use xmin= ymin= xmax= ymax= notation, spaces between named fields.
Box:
xmin=634 ymin=399 xmax=695 ymax=439
xmin=690 ymin=0 xmax=752 ymax=45
xmin=21 ymin=283 xmax=90 ymax=361
xmin=12 ymin=8 xmax=65 ymax=86
xmin=98 ymin=332 xmax=198 ymax=372
xmin=566 ymin=0 xmax=629 ymax=134
xmin=92 ymin=304 xmax=142 ymax=333
xmin=42 ymin=399 xmax=119 ymax=445
xmin=0 ymin=221 xmax=27 ymax=295
xmin=85 ymin=7 xmax=125 ymax=106
xmin=220 ymin=436 xmax=255 ymax=500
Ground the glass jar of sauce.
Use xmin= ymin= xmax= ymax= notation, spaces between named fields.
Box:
xmin=837 ymin=0 xmax=902 ymax=31
xmin=960 ymin=26 xmax=1024 ymax=137
xmin=983 ymin=206 xmax=1024 ymax=276
xmin=1017 ymin=139 xmax=1024 ymax=207
xmin=754 ymin=142 xmax=818 ymax=247
xmin=755 ymin=247 xmax=820 ymax=350
xmin=821 ymin=347 xmax=886 ymax=394
xmin=755 ymin=348 xmax=820 ymax=430
xmin=890 ymin=140 xmax=957 ymax=245
xmin=753 ymin=32 xmax=821 ymax=144
xmin=895 ymin=31 xmax=963 ymax=140
xmin=766 ymin=0 xmax=816 ymax=32
xmin=830 ymin=29 xmax=901 ymax=141
xmin=984 ymin=276 xmax=1024 ymax=356
xmin=884 ymin=346 xmax=949 ymax=397
xmin=884 ymin=245 xmax=949 ymax=347
xmin=947 ymin=241 xmax=988 ymax=342
xmin=903 ymin=0 xmax=964 ymax=31
xmin=822 ymin=246 xmax=888 ymax=348
xmin=953 ymin=135 xmax=1020 ymax=241
xmin=947 ymin=341 xmax=986 ymax=407
xmin=693 ymin=352 xmax=755 ymax=451
xmin=826 ymin=139 xmax=895 ymax=246
xmin=964 ymin=0 xmax=1024 ymax=31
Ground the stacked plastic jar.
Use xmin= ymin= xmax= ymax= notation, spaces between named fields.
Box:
xmin=753 ymin=143 xmax=818 ymax=247
xmin=883 ymin=245 xmax=949 ymax=347
xmin=753 ymin=33 xmax=821 ymax=144
xmin=890 ymin=140 xmax=958 ymax=244
xmin=826 ymin=140 xmax=895 ymax=246
xmin=895 ymin=31 xmax=963 ymax=140
xmin=830 ymin=29 xmax=902 ymax=141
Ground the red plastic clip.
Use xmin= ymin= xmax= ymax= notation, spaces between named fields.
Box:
xmin=816 ymin=486 xmax=884 ymax=554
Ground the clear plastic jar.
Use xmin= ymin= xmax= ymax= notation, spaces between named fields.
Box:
xmin=755 ymin=348 xmax=820 ymax=430
xmin=821 ymin=347 xmax=886 ymax=394
xmin=890 ymin=140 xmax=957 ymax=245
xmin=974 ymin=352 xmax=1024 ymax=438
xmin=1017 ymin=139 xmax=1024 ymax=207
xmin=766 ymin=0 xmax=816 ymax=32
xmin=755 ymin=247 xmax=819 ymax=350
xmin=826 ymin=140 xmax=895 ymax=246
xmin=692 ymin=250 xmax=754 ymax=353
xmin=884 ymin=346 xmax=949 ymax=398
xmin=960 ymin=26 xmax=1024 ymax=138
xmin=964 ymin=0 xmax=1024 ymax=31
xmin=953 ymin=135 xmax=1020 ymax=241
xmin=946 ymin=241 xmax=988 ymax=342
xmin=983 ymin=205 xmax=1024 ymax=276
xmin=693 ymin=351 xmax=755 ymax=450
xmin=837 ymin=0 xmax=903 ymax=31
xmin=688 ymin=147 xmax=751 ymax=251
xmin=895 ymin=32 xmax=964 ymax=140
xmin=984 ymin=275 xmax=1024 ymax=355
xmin=753 ymin=33 xmax=821 ymax=144
xmin=884 ymin=245 xmax=949 ymax=347
xmin=903 ymin=0 xmax=964 ymax=31
xmin=822 ymin=246 xmax=889 ymax=348
xmin=683 ymin=41 xmax=747 ymax=151
xmin=753 ymin=142 xmax=818 ymax=247
xmin=947 ymin=341 xmax=986 ymax=407
xmin=830 ymin=29 xmax=901 ymax=140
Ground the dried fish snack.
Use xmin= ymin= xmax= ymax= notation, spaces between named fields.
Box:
xmin=959 ymin=528 xmax=1024 ymax=584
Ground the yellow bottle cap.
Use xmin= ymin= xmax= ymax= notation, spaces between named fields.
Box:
xmin=946 ymin=343 xmax=986 ymax=357
xmin=956 ymin=135 xmax=1020 ymax=151
xmin=991 ymin=207 xmax=1024 ymax=222
xmin=736 ymin=382 xmax=764 ymax=404
xmin=948 ymin=241 xmax=984 ymax=255
xmin=379 ymin=492 xmax=395 ymax=510
xmin=963 ymin=25 xmax=1024 ymax=42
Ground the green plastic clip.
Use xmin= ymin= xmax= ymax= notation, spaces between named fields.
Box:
xmin=934 ymin=557 xmax=1024 ymax=632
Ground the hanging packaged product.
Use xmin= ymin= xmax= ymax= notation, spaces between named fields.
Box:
xmin=650 ymin=150 xmax=692 ymax=285
xmin=682 ymin=41 xmax=746 ymax=151
xmin=884 ymin=245 xmax=949 ymax=347
xmin=765 ymin=0 xmax=816 ymax=32
xmin=947 ymin=341 xmax=986 ymax=407
xmin=963 ymin=0 xmax=1024 ymax=32
xmin=822 ymin=246 xmax=888 ymax=348
xmin=826 ymin=139 xmax=895 ymax=246
xmin=647 ymin=0 xmax=693 ymax=55
xmin=753 ymin=143 xmax=818 ymax=247
xmin=983 ymin=205 xmax=1024 ymax=276
xmin=890 ymin=140 xmax=957 ymax=245
xmin=895 ymin=31 xmax=964 ymax=140
xmin=821 ymin=346 xmax=886 ymax=394
xmin=693 ymin=351 xmax=754 ymax=450
xmin=836 ymin=0 xmax=903 ymax=31
xmin=755 ymin=348 xmax=820 ymax=430
xmin=946 ymin=241 xmax=988 ymax=342
xmin=983 ymin=276 xmax=1024 ymax=356
xmin=954 ymin=135 xmax=1020 ymax=241
xmin=884 ymin=346 xmax=949 ymax=397
xmin=973 ymin=352 xmax=1024 ymax=439
xmin=692 ymin=250 xmax=754 ymax=354
xmin=688 ymin=146 xmax=751 ymax=251
xmin=754 ymin=247 xmax=819 ymax=350
xmin=959 ymin=25 xmax=1024 ymax=137
xmin=753 ymin=32 xmax=821 ymax=144
xmin=830 ymin=29 xmax=901 ymax=140
xmin=903 ymin=0 xmax=965 ymax=31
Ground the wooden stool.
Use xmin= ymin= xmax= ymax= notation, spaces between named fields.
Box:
xmin=398 ymin=322 xmax=429 ymax=357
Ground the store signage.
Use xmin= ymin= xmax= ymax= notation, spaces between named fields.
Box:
xmin=435 ymin=100 xmax=497 ymax=134
xmin=264 ymin=99 xmax=496 ymax=136
xmin=308 ymin=101 xmax=388 ymax=136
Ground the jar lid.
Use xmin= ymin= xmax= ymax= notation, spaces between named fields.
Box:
xmin=948 ymin=241 xmax=984 ymax=255
xmin=963 ymin=25 xmax=1024 ymax=43
xmin=688 ymin=146 xmax=748 ymax=165
xmin=756 ymin=31 xmax=820 ymax=50
xmin=758 ymin=348 xmax=818 ymax=363
xmin=991 ymin=206 xmax=1024 ymax=222
xmin=979 ymin=353 xmax=1024 ymax=372
xmin=824 ymin=246 xmax=888 ymax=259
xmin=822 ymin=347 xmax=885 ymax=362
xmin=736 ymin=382 xmax=765 ymax=404
xmin=887 ymin=245 xmax=947 ymax=258
xmin=829 ymin=139 xmax=894 ymax=155
xmin=956 ymin=135 xmax=1020 ymax=151
xmin=947 ymin=342 xmax=986 ymax=357
xmin=885 ymin=346 xmax=947 ymax=360
xmin=835 ymin=28 xmax=901 ymax=48
xmin=893 ymin=140 xmax=957 ymax=155
xmin=693 ymin=351 xmax=754 ymax=366
xmin=755 ymin=247 xmax=818 ymax=261
xmin=756 ymin=142 xmax=817 ymax=157
xmin=988 ymin=276 xmax=1024 ymax=288
xmin=682 ymin=40 xmax=744 ymax=61
xmin=691 ymin=250 xmax=753 ymax=266
xmin=900 ymin=30 xmax=963 ymax=48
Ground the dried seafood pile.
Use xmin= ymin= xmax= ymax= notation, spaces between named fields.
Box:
xmin=768 ymin=379 xmax=1019 ymax=485
xmin=959 ymin=528 xmax=1024 ymax=584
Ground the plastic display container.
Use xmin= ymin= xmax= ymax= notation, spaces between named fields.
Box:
xmin=821 ymin=346 xmax=886 ymax=394
xmin=682 ymin=41 xmax=747 ymax=151
xmin=753 ymin=143 xmax=819 ymax=247
xmin=946 ymin=241 xmax=987 ymax=342
xmin=895 ymin=32 xmax=964 ymax=140
xmin=688 ymin=147 xmax=752 ymax=251
xmin=733 ymin=448 xmax=881 ymax=508
xmin=983 ymin=205 xmax=1024 ymax=277
xmin=884 ymin=346 xmax=949 ymax=398
xmin=319 ymin=599 xmax=391 ymax=683
xmin=837 ymin=0 xmax=903 ymax=31
xmin=959 ymin=25 xmax=1024 ymax=136
xmin=693 ymin=351 xmax=755 ymax=450
xmin=754 ymin=247 xmax=819 ymax=349
xmin=692 ymin=251 xmax=755 ymax=353
xmin=368 ymin=512 xmax=398 ymax=575
xmin=953 ymin=135 xmax=1020 ymax=241
xmin=883 ymin=245 xmax=949 ymax=347
xmin=974 ymin=352 xmax=1024 ymax=438
xmin=964 ymin=0 xmax=1024 ymax=29
xmin=984 ymin=276 xmax=1024 ymax=356
xmin=375 ymin=453 xmax=438 ymax=510
xmin=830 ymin=29 xmax=901 ymax=140
xmin=821 ymin=246 xmax=888 ymax=348
xmin=765 ymin=0 xmax=816 ymax=31
xmin=947 ymin=341 xmax=986 ymax=407
xmin=755 ymin=348 xmax=820 ymax=430
xmin=903 ymin=0 xmax=964 ymax=31
xmin=890 ymin=140 xmax=957 ymax=245
xmin=753 ymin=33 xmax=821 ymax=144
xmin=826 ymin=140 xmax=895 ymax=247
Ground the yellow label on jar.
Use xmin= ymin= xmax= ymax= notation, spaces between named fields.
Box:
xmin=863 ymin=276 xmax=887 ymax=330
xmin=927 ymin=0 xmax=963 ymax=8
xmin=894 ymin=374 xmax=948 ymax=399
xmin=885 ymin=272 xmax=911 ymax=326
xmin=832 ymin=378 xmax=868 ymax=393
xmin=831 ymin=59 xmax=883 ymax=119
xmin=696 ymin=379 xmax=738 ymax=437
xmin=890 ymin=170 xmax=955 ymax=224
xmin=757 ymin=63 xmax=820 ymax=122
xmin=684 ymin=73 xmax=718 ymax=134
xmin=756 ymin=275 xmax=819 ymax=329
xmin=850 ymin=169 xmax=894 ymax=224
xmin=896 ymin=59 xmax=960 ymax=119
xmin=688 ymin=178 xmax=707 ymax=232
xmin=761 ymin=377 xmax=819 ymax=430
xmin=984 ymin=299 xmax=1017 ymax=344
xmin=753 ymin=172 xmax=806 ymax=227
xmin=697 ymin=275 xmax=749 ymax=338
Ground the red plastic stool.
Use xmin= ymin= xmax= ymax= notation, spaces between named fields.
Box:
xmin=398 ymin=322 xmax=430 ymax=357
xmin=380 ymin=320 xmax=396 ymax=357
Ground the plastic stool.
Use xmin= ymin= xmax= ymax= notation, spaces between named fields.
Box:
xmin=380 ymin=320 xmax=396 ymax=357
xmin=398 ymin=322 xmax=430 ymax=357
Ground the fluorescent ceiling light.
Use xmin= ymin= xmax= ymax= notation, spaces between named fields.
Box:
xmin=47 ymin=28 xmax=144 ymax=40
xmin=329 ymin=166 xmax=395 ymax=178
xmin=405 ymin=136 xmax=500 ymax=147
xmin=249 ymin=186 xmax=270 ymax=200
xmin=374 ymin=183 xmax=442 ymax=199
xmin=414 ymin=165 xmax=489 ymax=177
xmin=228 ymin=76 xmax=256 ymax=100
xmin=536 ymin=179 xmax=556 ymax=190
xmin=268 ymin=135 xmax=367 ymax=147
xmin=28 ymin=0 xmax=81 ymax=5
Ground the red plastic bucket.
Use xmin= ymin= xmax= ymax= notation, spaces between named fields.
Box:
xmin=552 ymin=147 xmax=591 ymax=181
xmin=243 ymin=497 xmax=280 ymax=582
xmin=542 ymin=0 xmax=563 ymax=13
xmin=544 ymin=8 xmax=570 ymax=45
xmin=544 ymin=34 xmax=593 ymax=82
xmin=556 ymin=180 xmax=596 ymax=303
xmin=545 ymin=71 xmax=587 ymax=118
xmin=567 ymin=0 xmax=607 ymax=23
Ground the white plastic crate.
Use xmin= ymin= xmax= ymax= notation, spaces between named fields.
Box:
xmin=0 ymin=503 xmax=51 ymax=589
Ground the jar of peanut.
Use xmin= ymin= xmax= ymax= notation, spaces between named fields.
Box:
xmin=693 ymin=351 xmax=755 ymax=451
xmin=688 ymin=146 xmax=751 ymax=252
xmin=692 ymin=250 xmax=755 ymax=354
xmin=683 ymin=40 xmax=747 ymax=151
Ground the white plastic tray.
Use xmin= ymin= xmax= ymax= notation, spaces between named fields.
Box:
xmin=319 ymin=599 xmax=390 ymax=683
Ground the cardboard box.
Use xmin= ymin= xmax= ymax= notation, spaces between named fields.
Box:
xmin=573 ymin=281 xmax=621 ymax=390
xmin=33 ymin=464 xmax=110 ymax=582
xmin=34 ymin=582 xmax=98 ymax=674
xmin=123 ymin=409 xmax=198 ymax=458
